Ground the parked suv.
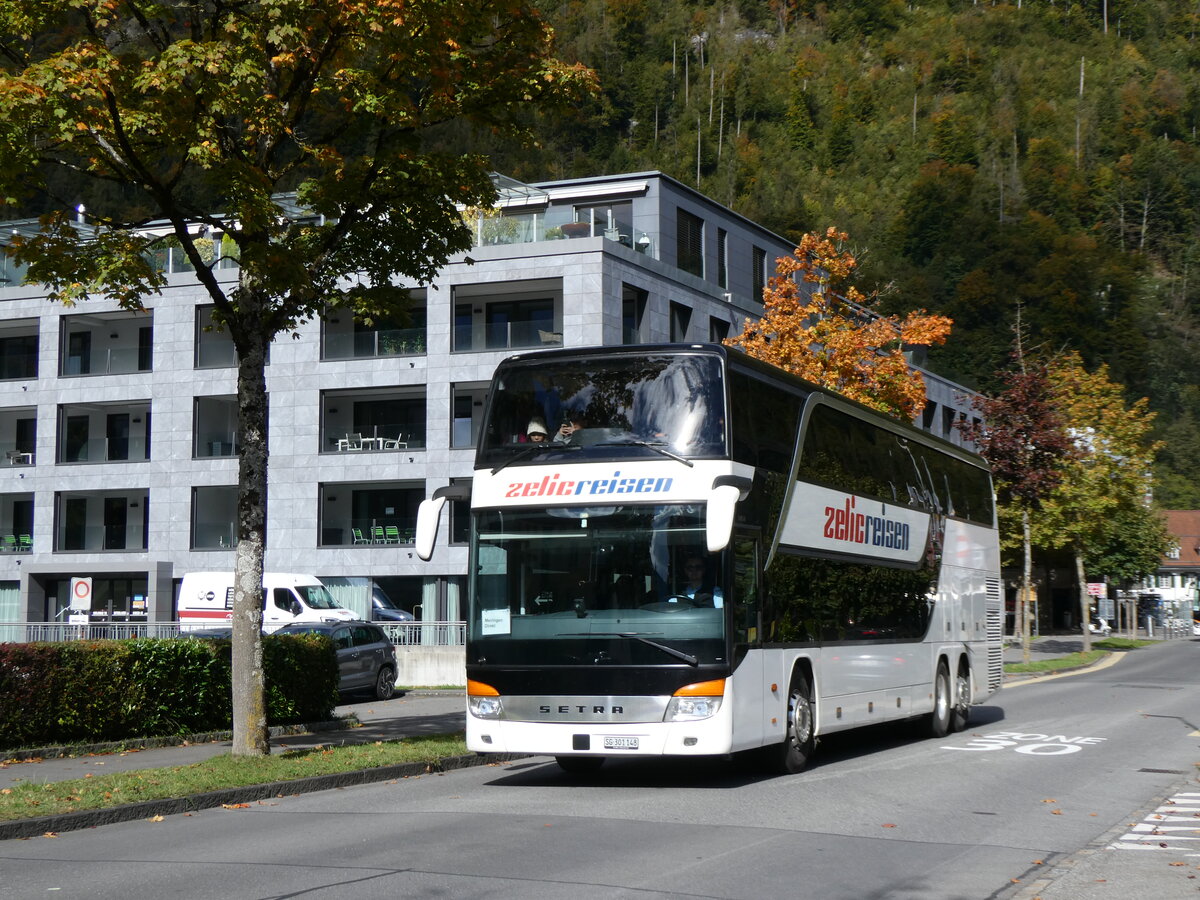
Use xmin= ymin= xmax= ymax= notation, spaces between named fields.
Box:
xmin=274 ymin=620 xmax=397 ymax=700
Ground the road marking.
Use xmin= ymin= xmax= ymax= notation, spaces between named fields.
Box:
xmin=1111 ymin=794 xmax=1200 ymax=851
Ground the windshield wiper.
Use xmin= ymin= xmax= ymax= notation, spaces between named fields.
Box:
xmin=491 ymin=442 xmax=580 ymax=475
xmin=595 ymin=439 xmax=694 ymax=467
xmin=558 ymin=631 xmax=698 ymax=666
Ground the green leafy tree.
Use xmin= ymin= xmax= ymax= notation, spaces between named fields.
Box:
xmin=1034 ymin=352 xmax=1168 ymax=649
xmin=958 ymin=328 xmax=1074 ymax=663
xmin=0 ymin=0 xmax=592 ymax=756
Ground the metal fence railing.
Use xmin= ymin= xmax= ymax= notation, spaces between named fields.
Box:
xmin=0 ymin=621 xmax=467 ymax=647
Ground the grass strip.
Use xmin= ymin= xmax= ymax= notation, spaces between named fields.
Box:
xmin=0 ymin=733 xmax=467 ymax=822
xmin=1004 ymin=649 xmax=1108 ymax=674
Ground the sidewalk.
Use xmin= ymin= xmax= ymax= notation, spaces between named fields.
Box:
xmin=0 ymin=690 xmax=468 ymax=790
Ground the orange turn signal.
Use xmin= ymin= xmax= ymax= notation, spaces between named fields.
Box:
xmin=467 ymin=679 xmax=499 ymax=697
xmin=673 ymin=678 xmax=726 ymax=697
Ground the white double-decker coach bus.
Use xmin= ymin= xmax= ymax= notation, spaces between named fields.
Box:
xmin=417 ymin=344 xmax=1002 ymax=774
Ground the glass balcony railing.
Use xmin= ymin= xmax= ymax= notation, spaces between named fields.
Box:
xmin=59 ymin=436 xmax=149 ymax=464
xmin=323 ymin=327 xmax=426 ymax=360
xmin=464 ymin=211 xmax=659 ymax=258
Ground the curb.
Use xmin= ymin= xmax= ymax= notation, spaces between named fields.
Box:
xmin=0 ymin=751 xmax=530 ymax=841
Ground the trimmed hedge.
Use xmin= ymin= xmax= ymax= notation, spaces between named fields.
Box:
xmin=0 ymin=635 xmax=339 ymax=751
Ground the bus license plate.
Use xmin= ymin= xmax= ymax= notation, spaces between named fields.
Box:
xmin=603 ymin=736 xmax=639 ymax=750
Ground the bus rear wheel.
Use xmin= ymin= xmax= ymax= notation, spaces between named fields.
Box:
xmin=951 ymin=666 xmax=971 ymax=733
xmin=924 ymin=663 xmax=953 ymax=738
xmin=767 ymin=672 xmax=815 ymax=775
xmin=555 ymin=755 xmax=605 ymax=774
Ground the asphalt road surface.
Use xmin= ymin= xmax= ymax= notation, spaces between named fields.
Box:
xmin=2 ymin=641 xmax=1197 ymax=900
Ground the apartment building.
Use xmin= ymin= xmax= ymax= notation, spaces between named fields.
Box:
xmin=0 ymin=171 xmax=975 ymax=629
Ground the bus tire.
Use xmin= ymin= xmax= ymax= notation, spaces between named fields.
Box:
xmin=768 ymin=672 xmax=816 ymax=775
xmin=555 ymin=755 xmax=605 ymax=774
xmin=924 ymin=663 xmax=952 ymax=738
xmin=951 ymin=664 xmax=971 ymax=733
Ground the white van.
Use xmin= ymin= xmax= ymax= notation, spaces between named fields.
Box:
xmin=177 ymin=572 xmax=356 ymax=633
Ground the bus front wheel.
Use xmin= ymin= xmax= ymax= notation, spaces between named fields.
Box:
xmin=769 ymin=672 xmax=816 ymax=775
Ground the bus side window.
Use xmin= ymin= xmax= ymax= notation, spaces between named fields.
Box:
xmin=732 ymin=534 xmax=761 ymax=657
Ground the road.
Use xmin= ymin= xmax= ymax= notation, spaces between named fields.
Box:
xmin=2 ymin=641 xmax=1197 ymax=899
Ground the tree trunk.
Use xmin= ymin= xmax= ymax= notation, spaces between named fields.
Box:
xmin=229 ymin=291 xmax=271 ymax=758
xmin=1021 ymin=506 xmax=1032 ymax=664
xmin=1075 ymin=547 xmax=1091 ymax=653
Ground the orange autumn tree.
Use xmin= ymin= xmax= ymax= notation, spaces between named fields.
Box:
xmin=726 ymin=228 xmax=952 ymax=420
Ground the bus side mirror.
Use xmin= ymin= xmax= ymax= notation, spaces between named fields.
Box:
xmin=415 ymin=497 xmax=447 ymax=561
xmin=415 ymin=483 xmax=471 ymax=561
xmin=706 ymin=476 xmax=752 ymax=553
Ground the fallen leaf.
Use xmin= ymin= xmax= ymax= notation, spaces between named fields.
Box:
xmin=148 ymin=815 xmax=164 ymax=823
xmin=1051 ymin=809 xmax=1063 ymax=815
xmin=221 ymin=803 xmax=249 ymax=810
xmin=84 ymin=773 xmax=93 ymax=778
xmin=0 ymin=788 xmax=10 ymax=795
xmin=1041 ymin=798 xmax=1057 ymax=804
xmin=882 ymin=823 xmax=897 ymax=828
xmin=1170 ymin=862 xmax=1187 ymax=867
xmin=43 ymin=832 xmax=58 ymax=838
xmin=1032 ymin=859 xmax=1043 ymax=865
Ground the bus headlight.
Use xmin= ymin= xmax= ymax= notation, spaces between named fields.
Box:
xmin=467 ymin=680 xmax=502 ymax=720
xmin=664 ymin=678 xmax=725 ymax=722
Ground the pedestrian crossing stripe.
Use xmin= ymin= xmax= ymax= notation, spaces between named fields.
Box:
xmin=1110 ymin=794 xmax=1200 ymax=851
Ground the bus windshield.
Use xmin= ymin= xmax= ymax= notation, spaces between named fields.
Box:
xmin=478 ymin=352 xmax=726 ymax=466
xmin=470 ymin=504 xmax=727 ymax=666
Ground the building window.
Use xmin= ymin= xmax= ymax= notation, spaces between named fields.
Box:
xmin=0 ymin=327 xmax=38 ymax=380
xmin=452 ymin=384 xmax=489 ymax=448
xmin=58 ymin=402 xmax=151 ymax=463
xmin=752 ymin=246 xmax=767 ymax=301
xmin=622 ymin=285 xmax=647 ymax=345
xmin=677 ymin=208 xmax=704 ymax=278
xmin=717 ymin=228 xmax=728 ymax=289
xmin=194 ymin=395 xmax=239 ymax=458
xmin=196 ymin=306 xmax=234 ymax=368
xmin=192 ymin=486 xmax=236 ymax=549
xmin=449 ymin=479 xmax=470 ymax=545
xmin=708 ymin=317 xmax=730 ymax=343
xmin=670 ymin=302 xmax=692 ymax=342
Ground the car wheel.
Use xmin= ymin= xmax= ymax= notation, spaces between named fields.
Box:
xmin=374 ymin=665 xmax=396 ymax=701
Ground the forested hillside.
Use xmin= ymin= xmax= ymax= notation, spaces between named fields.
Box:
xmin=484 ymin=0 xmax=1200 ymax=505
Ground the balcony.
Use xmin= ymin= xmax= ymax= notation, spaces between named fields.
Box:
xmin=0 ymin=491 xmax=33 ymax=553
xmin=321 ymin=388 xmax=425 ymax=453
xmin=322 ymin=305 xmax=426 ymax=361
xmin=57 ymin=401 xmax=151 ymax=464
xmin=319 ymin=481 xmax=422 ymax=548
xmin=60 ymin=313 xmax=153 ymax=377
xmin=0 ymin=406 xmax=36 ymax=466
xmin=54 ymin=490 xmax=148 ymax=552
xmin=452 ymin=288 xmax=561 ymax=354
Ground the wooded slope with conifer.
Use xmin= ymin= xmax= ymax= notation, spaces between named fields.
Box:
xmin=487 ymin=0 xmax=1200 ymax=505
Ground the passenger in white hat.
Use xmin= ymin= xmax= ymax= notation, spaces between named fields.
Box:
xmin=526 ymin=418 xmax=549 ymax=442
